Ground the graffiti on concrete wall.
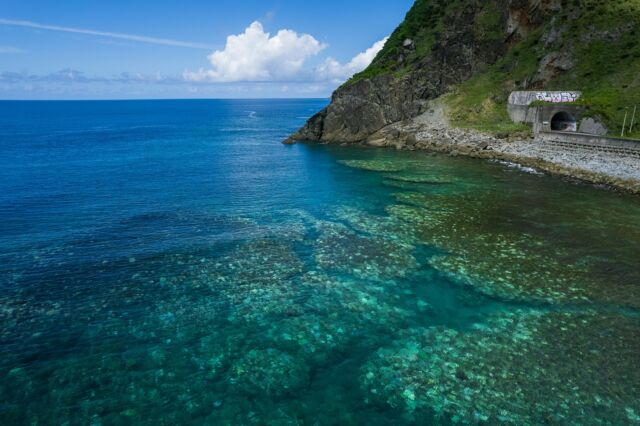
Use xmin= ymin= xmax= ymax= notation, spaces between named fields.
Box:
xmin=535 ymin=92 xmax=580 ymax=103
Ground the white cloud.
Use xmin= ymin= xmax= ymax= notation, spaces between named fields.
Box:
xmin=315 ymin=37 xmax=388 ymax=82
xmin=0 ymin=18 xmax=213 ymax=49
xmin=184 ymin=21 xmax=326 ymax=82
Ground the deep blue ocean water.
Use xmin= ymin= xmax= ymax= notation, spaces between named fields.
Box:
xmin=1 ymin=100 xmax=639 ymax=425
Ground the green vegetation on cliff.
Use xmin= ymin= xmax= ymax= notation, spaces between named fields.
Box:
xmin=349 ymin=0 xmax=505 ymax=84
xmin=349 ymin=0 xmax=457 ymax=82
xmin=449 ymin=0 xmax=640 ymax=137
xmin=351 ymin=0 xmax=640 ymax=138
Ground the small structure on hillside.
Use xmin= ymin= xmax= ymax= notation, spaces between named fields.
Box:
xmin=507 ymin=91 xmax=608 ymax=136
xmin=535 ymin=104 xmax=586 ymax=133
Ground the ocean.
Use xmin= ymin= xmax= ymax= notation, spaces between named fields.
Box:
xmin=1 ymin=99 xmax=639 ymax=425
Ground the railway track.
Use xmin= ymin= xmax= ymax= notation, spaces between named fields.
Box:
xmin=539 ymin=139 xmax=640 ymax=158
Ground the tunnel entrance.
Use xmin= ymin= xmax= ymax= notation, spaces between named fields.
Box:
xmin=551 ymin=111 xmax=577 ymax=132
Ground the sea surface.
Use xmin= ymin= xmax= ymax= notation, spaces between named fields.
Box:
xmin=1 ymin=99 xmax=639 ymax=425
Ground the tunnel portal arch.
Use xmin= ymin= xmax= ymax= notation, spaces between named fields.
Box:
xmin=551 ymin=111 xmax=577 ymax=132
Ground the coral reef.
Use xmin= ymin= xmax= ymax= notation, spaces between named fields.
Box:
xmin=314 ymin=220 xmax=417 ymax=280
xmin=339 ymin=159 xmax=407 ymax=173
xmin=228 ymin=348 xmax=310 ymax=397
xmin=387 ymin=189 xmax=640 ymax=308
xmin=2 ymin=149 xmax=640 ymax=425
xmin=361 ymin=311 xmax=640 ymax=425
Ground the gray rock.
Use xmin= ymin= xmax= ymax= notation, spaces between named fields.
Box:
xmin=532 ymin=51 xmax=575 ymax=86
xmin=580 ymin=23 xmax=634 ymax=43
xmin=541 ymin=24 xmax=567 ymax=48
xmin=288 ymin=75 xmax=429 ymax=143
xmin=579 ymin=117 xmax=608 ymax=136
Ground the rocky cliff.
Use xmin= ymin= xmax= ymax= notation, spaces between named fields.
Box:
xmin=287 ymin=0 xmax=640 ymax=143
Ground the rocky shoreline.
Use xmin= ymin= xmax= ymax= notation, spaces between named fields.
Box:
xmin=287 ymin=113 xmax=640 ymax=194
xmin=282 ymin=0 xmax=640 ymax=196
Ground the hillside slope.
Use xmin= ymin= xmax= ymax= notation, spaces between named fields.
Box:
xmin=288 ymin=0 xmax=640 ymax=143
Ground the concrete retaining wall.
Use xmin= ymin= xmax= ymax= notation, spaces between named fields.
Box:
xmin=538 ymin=131 xmax=640 ymax=152
xmin=507 ymin=104 xmax=538 ymax=124
xmin=508 ymin=91 xmax=583 ymax=125
xmin=533 ymin=105 xmax=585 ymax=133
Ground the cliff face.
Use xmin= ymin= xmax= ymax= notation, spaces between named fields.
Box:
xmin=288 ymin=0 xmax=559 ymax=143
xmin=288 ymin=0 xmax=640 ymax=142
xmin=293 ymin=74 xmax=428 ymax=143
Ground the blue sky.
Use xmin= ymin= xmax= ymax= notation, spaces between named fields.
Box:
xmin=0 ymin=0 xmax=414 ymax=99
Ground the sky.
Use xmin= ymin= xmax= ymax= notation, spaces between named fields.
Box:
xmin=0 ymin=0 xmax=414 ymax=99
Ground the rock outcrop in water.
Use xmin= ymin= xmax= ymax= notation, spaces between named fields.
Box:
xmin=286 ymin=0 xmax=640 ymax=143
xmin=286 ymin=0 xmax=560 ymax=143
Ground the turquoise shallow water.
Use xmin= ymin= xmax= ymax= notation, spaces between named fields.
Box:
xmin=1 ymin=100 xmax=639 ymax=425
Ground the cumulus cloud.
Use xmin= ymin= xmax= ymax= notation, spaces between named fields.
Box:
xmin=184 ymin=21 xmax=326 ymax=82
xmin=315 ymin=37 xmax=388 ymax=82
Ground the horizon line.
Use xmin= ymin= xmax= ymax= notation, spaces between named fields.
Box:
xmin=0 ymin=97 xmax=331 ymax=102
